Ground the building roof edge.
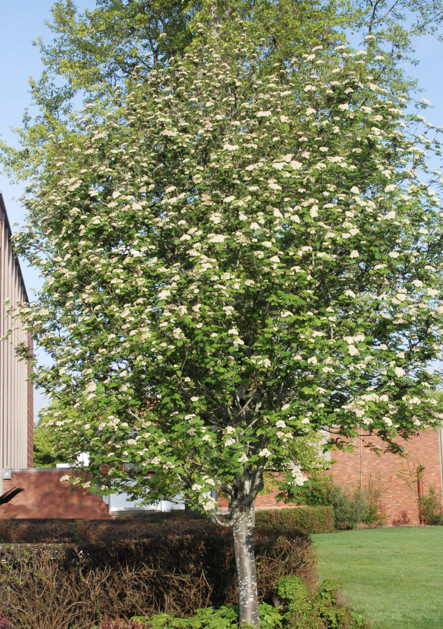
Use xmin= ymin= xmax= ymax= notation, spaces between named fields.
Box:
xmin=0 ymin=192 xmax=30 ymax=304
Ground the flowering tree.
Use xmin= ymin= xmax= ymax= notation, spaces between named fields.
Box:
xmin=14 ymin=34 xmax=443 ymax=625
xmin=3 ymin=0 xmax=443 ymax=181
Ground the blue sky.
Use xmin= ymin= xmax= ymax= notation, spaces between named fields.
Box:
xmin=0 ymin=0 xmax=96 ymax=417
xmin=0 ymin=2 xmax=442 ymax=417
xmin=0 ymin=0 xmax=95 ymax=290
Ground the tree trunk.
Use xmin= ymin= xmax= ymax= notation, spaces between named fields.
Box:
xmin=232 ymin=503 xmax=260 ymax=627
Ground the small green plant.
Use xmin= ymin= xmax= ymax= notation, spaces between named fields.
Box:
xmin=420 ymin=486 xmax=443 ymax=525
xmin=129 ymin=604 xmax=283 ymax=629
xmin=257 ymin=603 xmax=283 ymax=629
xmin=350 ymin=612 xmax=372 ymax=629
xmin=318 ymin=580 xmax=340 ymax=604
xmin=144 ymin=606 xmax=239 ymax=628
xmin=275 ymin=575 xmax=311 ymax=617
xmin=358 ymin=474 xmax=387 ymax=528
xmin=274 ymin=575 xmax=371 ymax=629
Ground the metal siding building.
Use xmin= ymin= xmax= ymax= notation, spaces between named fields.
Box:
xmin=0 ymin=192 xmax=33 ymax=469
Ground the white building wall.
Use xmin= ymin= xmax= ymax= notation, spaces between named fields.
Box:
xmin=0 ymin=193 xmax=31 ymax=469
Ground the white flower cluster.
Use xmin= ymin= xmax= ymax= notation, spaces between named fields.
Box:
xmin=14 ymin=37 xmax=443 ymax=521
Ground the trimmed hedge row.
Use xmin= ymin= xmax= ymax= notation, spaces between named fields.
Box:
xmin=0 ymin=506 xmax=333 ymax=544
xmin=0 ymin=515 xmax=182 ymax=544
xmin=0 ymin=520 xmax=317 ymax=629
xmin=256 ymin=506 xmax=335 ymax=534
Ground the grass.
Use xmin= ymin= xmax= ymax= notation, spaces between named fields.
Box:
xmin=312 ymin=527 xmax=443 ymax=629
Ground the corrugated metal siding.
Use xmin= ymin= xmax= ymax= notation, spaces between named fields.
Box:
xmin=0 ymin=193 xmax=32 ymax=469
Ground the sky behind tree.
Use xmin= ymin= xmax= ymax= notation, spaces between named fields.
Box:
xmin=0 ymin=0 xmax=96 ymax=417
xmin=0 ymin=0 xmax=96 ymax=288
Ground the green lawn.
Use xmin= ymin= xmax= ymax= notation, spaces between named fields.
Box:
xmin=312 ymin=527 xmax=443 ymax=629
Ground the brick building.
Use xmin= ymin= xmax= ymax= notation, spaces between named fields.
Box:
xmin=0 ymin=192 xmax=34 ymax=479
xmin=218 ymin=428 xmax=443 ymax=526
xmin=330 ymin=428 xmax=443 ymax=525
xmin=0 ymin=469 xmax=111 ymax=519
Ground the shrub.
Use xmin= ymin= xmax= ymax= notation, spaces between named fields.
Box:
xmin=332 ymin=487 xmax=368 ymax=531
xmin=89 ymin=574 xmax=372 ymax=629
xmin=288 ymin=472 xmax=387 ymax=530
xmin=255 ymin=507 xmax=335 ymax=534
xmin=0 ymin=521 xmax=316 ymax=628
xmin=274 ymin=576 xmax=372 ymax=629
xmin=420 ymin=486 xmax=443 ymax=525
xmin=357 ymin=475 xmax=387 ymax=528
xmin=392 ymin=510 xmax=411 ymax=526
xmin=0 ymin=617 xmax=14 ymax=629
xmin=95 ymin=586 xmax=371 ymax=629
xmin=285 ymin=473 xmax=335 ymax=507
xmin=0 ymin=516 xmax=205 ymax=545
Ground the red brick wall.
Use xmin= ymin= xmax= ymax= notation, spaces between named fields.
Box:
xmin=330 ymin=429 xmax=442 ymax=525
xmin=217 ymin=495 xmax=299 ymax=510
xmin=217 ymin=473 xmax=299 ymax=511
xmin=0 ymin=469 xmax=111 ymax=519
xmin=217 ymin=430 xmax=443 ymax=525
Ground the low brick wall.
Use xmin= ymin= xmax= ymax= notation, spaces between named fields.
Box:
xmin=0 ymin=469 xmax=111 ymax=519
xmin=331 ymin=429 xmax=443 ymax=525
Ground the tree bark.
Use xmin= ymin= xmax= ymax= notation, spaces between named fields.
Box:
xmin=232 ymin=503 xmax=260 ymax=627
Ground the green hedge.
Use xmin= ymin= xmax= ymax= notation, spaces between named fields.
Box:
xmin=255 ymin=506 xmax=335 ymax=534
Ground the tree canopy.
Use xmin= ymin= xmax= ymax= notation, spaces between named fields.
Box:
xmin=5 ymin=0 xmax=443 ymax=626
xmin=33 ymin=417 xmax=68 ymax=467
xmin=2 ymin=0 xmax=443 ymax=180
xmin=13 ymin=22 xmax=443 ymax=623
